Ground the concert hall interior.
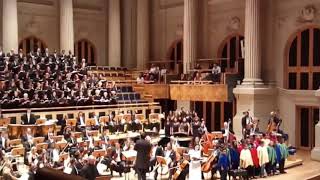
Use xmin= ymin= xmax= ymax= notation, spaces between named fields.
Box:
xmin=0 ymin=0 xmax=320 ymax=180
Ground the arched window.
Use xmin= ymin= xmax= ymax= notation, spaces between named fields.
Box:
xmin=285 ymin=27 xmax=320 ymax=90
xmin=218 ymin=34 xmax=244 ymax=73
xmin=19 ymin=36 xmax=48 ymax=54
xmin=74 ymin=39 xmax=96 ymax=66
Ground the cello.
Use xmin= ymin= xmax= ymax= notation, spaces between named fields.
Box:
xmin=172 ymin=160 xmax=189 ymax=180
xmin=201 ymin=152 xmax=218 ymax=173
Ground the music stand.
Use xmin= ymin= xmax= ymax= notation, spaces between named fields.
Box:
xmin=36 ymin=143 xmax=48 ymax=150
xmin=114 ymin=115 xmax=123 ymax=122
xmin=71 ymin=132 xmax=82 ymax=139
xmin=9 ymin=139 xmax=22 ymax=147
xmin=85 ymin=118 xmax=96 ymax=127
xmin=11 ymin=147 xmax=25 ymax=157
xmin=52 ymin=135 xmax=63 ymax=142
xmin=79 ymin=141 xmax=89 ymax=148
xmin=149 ymin=113 xmax=159 ymax=123
xmin=87 ymin=130 xmax=99 ymax=136
xmin=123 ymin=114 xmax=131 ymax=123
xmin=135 ymin=114 xmax=145 ymax=122
xmin=156 ymin=156 xmax=167 ymax=179
xmin=0 ymin=118 xmax=10 ymax=127
xmin=99 ymin=116 xmax=109 ymax=124
xmin=122 ymin=150 xmax=137 ymax=180
xmin=66 ymin=119 xmax=77 ymax=126
xmin=33 ymin=137 xmax=45 ymax=144
xmin=93 ymin=140 xmax=104 ymax=147
xmin=55 ymin=142 xmax=67 ymax=151
xmin=35 ymin=118 xmax=46 ymax=125
xmin=59 ymin=153 xmax=69 ymax=162
xmin=92 ymin=150 xmax=106 ymax=158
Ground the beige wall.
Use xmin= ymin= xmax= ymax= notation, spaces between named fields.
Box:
xmin=14 ymin=0 xmax=107 ymax=65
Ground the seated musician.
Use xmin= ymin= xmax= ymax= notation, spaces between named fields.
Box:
xmin=91 ymin=112 xmax=100 ymax=130
xmin=163 ymin=142 xmax=176 ymax=179
xmin=100 ymin=129 xmax=110 ymax=149
xmin=21 ymin=128 xmax=34 ymax=151
xmin=0 ymin=132 xmax=10 ymax=152
xmin=150 ymin=142 xmax=164 ymax=171
xmin=21 ymin=109 xmax=36 ymax=125
xmin=80 ymin=155 xmax=99 ymax=180
xmin=108 ymin=143 xmax=125 ymax=177
xmin=268 ymin=111 xmax=283 ymax=134
xmin=76 ymin=112 xmax=86 ymax=131
xmin=28 ymin=147 xmax=39 ymax=165
xmin=67 ymin=132 xmax=78 ymax=155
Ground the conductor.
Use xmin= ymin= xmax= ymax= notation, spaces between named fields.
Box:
xmin=134 ymin=132 xmax=152 ymax=180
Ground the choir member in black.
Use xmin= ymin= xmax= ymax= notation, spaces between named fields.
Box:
xmin=164 ymin=119 xmax=172 ymax=137
xmin=191 ymin=116 xmax=201 ymax=138
xmin=179 ymin=117 xmax=190 ymax=135
xmin=172 ymin=118 xmax=180 ymax=134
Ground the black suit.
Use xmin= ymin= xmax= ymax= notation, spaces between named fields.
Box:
xmin=134 ymin=139 xmax=152 ymax=180
xmin=21 ymin=113 xmax=36 ymax=124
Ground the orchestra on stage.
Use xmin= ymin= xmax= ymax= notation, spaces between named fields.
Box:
xmin=0 ymin=107 xmax=292 ymax=180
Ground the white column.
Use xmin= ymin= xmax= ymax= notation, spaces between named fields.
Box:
xmin=2 ymin=0 xmax=18 ymax=53
xmin=311 ymin=89 xmax=320 ymax=161
xmin=183 ymin=0 xmax=197 ymax=74
xmin=137 ymin=0 xmax=149 ymax=70
xmin=60 ymin=0 xmax=74 ymax=54
xmin=242 ymin=0 xmax=263 ymax=85
xmin=108 ymin=0 xmax=121 ymax=67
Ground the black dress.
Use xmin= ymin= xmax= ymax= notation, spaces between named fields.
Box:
xmin=172 ymin=122 xmax=180 ymax=133
xmin=165 ymin=122 xmax=172 ymax=137
xmin=192 ymin=121 xmax=201 ymax=138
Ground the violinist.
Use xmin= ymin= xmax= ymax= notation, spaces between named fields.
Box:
xmin=28 ymin=147 xmax=39 ymax=165
xmin=163 ymin=143 xmax=176 ymax=179
xmin=108 ymin=143 xmax=125 ymax=177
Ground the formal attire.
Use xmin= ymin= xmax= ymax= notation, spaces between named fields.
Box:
xmin=134 ymin=139 xmax=152 ymax=180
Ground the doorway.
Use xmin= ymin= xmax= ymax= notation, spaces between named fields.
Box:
xmin=296 ymin=106 xmax=319 ymax=149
